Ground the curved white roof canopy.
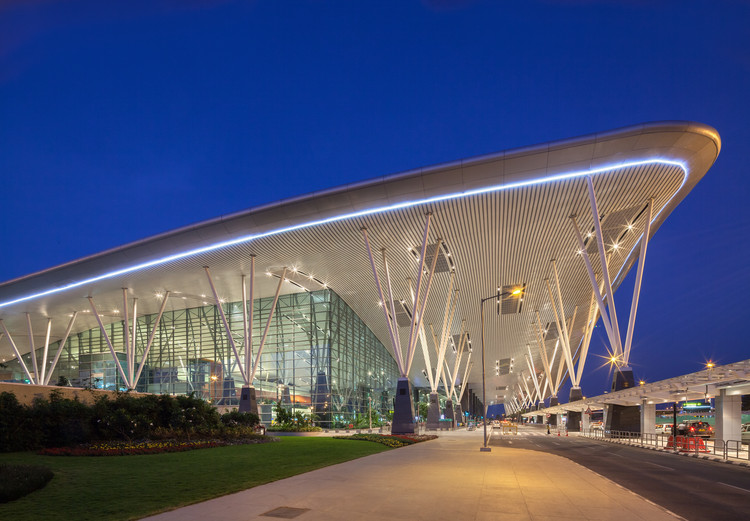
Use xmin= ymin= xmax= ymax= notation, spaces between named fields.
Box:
xmin=0 ymin=121 xmax=721 ymax=395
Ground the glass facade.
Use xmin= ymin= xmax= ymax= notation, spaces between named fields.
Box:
xmin=2 ymin=289 xmax=399 ymax=427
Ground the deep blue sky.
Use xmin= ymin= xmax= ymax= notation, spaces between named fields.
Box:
xmin=1 ymin=1 xmax=748 ymax=397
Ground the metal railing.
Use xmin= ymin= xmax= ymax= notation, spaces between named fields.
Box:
xmin=580 ymin=428 xmax=749 ymax=461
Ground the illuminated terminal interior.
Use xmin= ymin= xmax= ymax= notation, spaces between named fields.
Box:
xmin=0 ymin=289 xmax=399 ymax=427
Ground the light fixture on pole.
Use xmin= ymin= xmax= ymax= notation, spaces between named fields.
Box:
xmin=479 ymin=286 xmax=520 ymax=452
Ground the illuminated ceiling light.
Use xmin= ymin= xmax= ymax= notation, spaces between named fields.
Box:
xmin=706 ymin=361 xmax=715 ymax=369
xmin=155 ymin=293 xmax=163 ymax=299
xmin=266 ymin=272 xmax=272 ymax=276
xmin=511 ymin=288 xmax=522 ymax=296
xmin=612 ymin=243 xmax=620 ymax=250
xmin=0 ymin=158 xmax=687 ymax=310
xmin=639 ymin=380 xmax=645 ymax=386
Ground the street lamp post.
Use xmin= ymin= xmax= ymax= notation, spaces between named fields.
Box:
xmin=479 ymin=292 xmax=500 ymax=452
xmin=478 ymin=287 xmax=519 ymax=452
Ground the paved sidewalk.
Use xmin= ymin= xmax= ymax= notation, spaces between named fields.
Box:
xmin=142 ymin=430 xmax=679 ymax=521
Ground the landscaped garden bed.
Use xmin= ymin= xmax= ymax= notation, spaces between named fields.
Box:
xmin=333 ymin=433 xmax=437 ymax=447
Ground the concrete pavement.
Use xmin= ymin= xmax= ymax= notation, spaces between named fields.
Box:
xmin=141 ymin=429 xmax=679 ymax=521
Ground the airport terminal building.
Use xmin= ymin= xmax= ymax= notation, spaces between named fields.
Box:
xmin=0 ymin=121 xmax=721 ymax=431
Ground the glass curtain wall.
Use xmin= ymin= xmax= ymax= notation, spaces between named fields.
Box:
xmin=3 ymin=289 xmax=399 ymax=427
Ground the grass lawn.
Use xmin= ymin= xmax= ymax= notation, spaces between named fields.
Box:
xmin=0 ymin=437 xmax=390 ymax=521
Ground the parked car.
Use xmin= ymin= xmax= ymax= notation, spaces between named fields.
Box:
xmin=590 ymin=421 xmax=603 ymax=431
xmin=655 ymin=423 xmax=673 ymax=435
xmin=676 ymin=420 xmax=713 ymax=438
xmin=741 ymin=423 xmax=750 ymax=443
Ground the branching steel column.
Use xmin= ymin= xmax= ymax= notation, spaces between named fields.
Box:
xmin=46 ymin=312 xmax=78 ymax=385
xmin=434 ymin=287 xmax=458 ymax=393
xmin=122 ymin=289 xmax=131 ymax=388
xmin=571 ymin=216 xmax=617 ymax=348
xmin=131 ymin=298 xmax=138 ymax=388
xmin=525 ymin=346 xmax=542 ymax=400
xmin=426 ymin=270 xmax=455 ymax=392
xmin=458 ymin=357 xmax=473 ymax=403
xmin=545 ymin=276 xmax=577 ymax=387
xmin=87 ymin=297 xmax=130 ymax=387
xmin=408 ymin=277 xmax=435 ymax=391
xmin=381 ymin=248 xmax=405 ymax=370
xmin=448 ymin=330 xmax=468 ymax=397
xmin=25 ymin=314 xmax=39 ymax=385
xmin=521 ymin=374 xmax=533 ymax=407
xmin=533 ymin=312 xmax=555 ymax=393
xmin=248 ymin=256 xmax=255 ymax=380
xmin=249 ymin=267 xmax=287 ymax=383
xmin=204 ymin=266 xmax=248 ymax=385
xmin=406 ymin=213 xmax=432 ymax=376
xmin=361 ymin=228 xmax=405 ymax=375
xmin=40 ymin=318 xmax=51 ymax=385
xmin=133 ymin=291 xmax=171 ymax=386
xmin=623 ymin=199 xmax=654 ymax=364
xmin=406 ymin=237 xmax=442 ymax=376
xmin=0 ymin=320 xmax=34 ymax=383
xmin=576 ymin=288 xmax=600 ymax=385
xmin=585 ymin=176 xmax=624 ymax=357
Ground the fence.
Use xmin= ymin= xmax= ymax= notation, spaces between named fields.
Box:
xmin=581 ymin=428 xmax=750 ymax=462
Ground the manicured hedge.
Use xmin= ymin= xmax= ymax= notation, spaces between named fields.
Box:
xmin=0 ymin=464 xmax=53 ymax=503
xmin=0 ymin=390 xmax=260 ymax=452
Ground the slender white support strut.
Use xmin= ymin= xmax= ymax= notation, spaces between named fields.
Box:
xmin=46 ymin=312 xmax=78 ymax=385
xmin=25 ymin=314 xmax=39 ymax=385
xmin=40 ymin=318 xmax=52 ymax=385
xmin=406 ymin=214 xmax=432 ymax=376
xmin=204 ymin=266 xmax=248 ymax=385
xmin=623 ymin=199 xmax=653 ymax=364
xmin=362 ymin=228 xmax=405 ymax=376
xmin=87 ymin=297 xmax=130 ymax=387
xmin=122 ymin=289 xmax=131 ymax=388
xmin=133 ymin=291 xmax=171 ymax=387
xmin=0 ymin=320 xmax=35 ymax=383
xmin=585 ymin=176 xmax=624 ymax=357
xmin=249 ymin=267 xmax=287 ymax=383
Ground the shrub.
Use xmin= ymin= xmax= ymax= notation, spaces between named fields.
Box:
xmin=220 ymin=410 xmax=260 ymax=428
xmin=1 ymin=390 xmax=258 ymax=451
xmin=0 ymin=464 xmax=53 ymax=503
xmin=0 ymin=392 xmax=33 ymax=452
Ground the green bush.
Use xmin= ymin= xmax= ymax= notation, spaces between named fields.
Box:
xmin=220 ymin=410 xmax=260 ymax=428
xmin=0 ymin=391 xmax=265 ymax=451
xmin=0 ymin=464 xmax=53 ymax=503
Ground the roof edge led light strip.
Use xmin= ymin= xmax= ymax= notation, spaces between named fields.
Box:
xmin=0 ymin=158 xmax=687 ymax=309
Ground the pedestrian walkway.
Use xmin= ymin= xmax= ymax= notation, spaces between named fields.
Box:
xmin=142 ymin=429 xmax=679 ymax=521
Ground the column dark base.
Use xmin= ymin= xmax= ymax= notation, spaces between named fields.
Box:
xmin=238 ymin=385 xmax=258 ymax=416
xmin=454 ymin=405 xmax=463 ymax=426
xmin=548 ymin=414 xmax=557 ymax=426
xmin=426 ymin=392 xmax=441 ymax=430
xmin=392 ymin=378 xmax=415 ymax=434
xmin=567 ymin=386 xmax=583 ymax=431
xmin=444 ymin=399 xmax=455 ymax=427
xmin=567 ymin=411 xmax=582 ymax=432
xmin=611 ymin=367 xmax=635 ymax=391
xmin=549 ymin=396 xmax=559 ymax=407
xmin=604 ymin=404 xmax=641 ymax=433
